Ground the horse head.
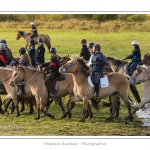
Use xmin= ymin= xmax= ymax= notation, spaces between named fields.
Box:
xmin=16 ymin=31 xmax=23 ymax=40
xmin=142 ymin=53 xmax=150 ymax=65
xmin=10 ymin=65 xmax=24 ymax=87
xmin=59 ymin=56 xmax=89 ymax=74
xmin=129 ymin=65 xmax=148 ymax=85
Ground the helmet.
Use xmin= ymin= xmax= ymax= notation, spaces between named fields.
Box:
xmin=50 ymin=47 xmax=57 ymax=53
xmin=131 ymin=40 xmax=139 ymax=45
xmin=30 ymin=22 xmax=34 ymax=25
xmin=37 ymin=38 xmax=43 ymax=42
xmin=0 ymin=43 xmax=6 ymax=49
xmin=19 ymin=47 xmax=26 ymax=54
xmin=80 ymin=39 xmax=87 ymax=44
xmin=29 ymin=39 xmax=35 ymax=45
xmin=88 ymin=42 xmax=94 ymax=48
xmin=93 ymin=44 xmax=101 ymax=51
xmin=0 ymin=39 xmax=6 ymax=44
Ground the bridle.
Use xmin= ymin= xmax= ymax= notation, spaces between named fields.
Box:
xmin=11 ymin=66 xmax=41 ymax=86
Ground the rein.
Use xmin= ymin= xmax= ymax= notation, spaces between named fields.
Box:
xmin=12 ymin=66 xmax=40 ymax=86
xmin=0 ymin=76 xmax=12 ymax=83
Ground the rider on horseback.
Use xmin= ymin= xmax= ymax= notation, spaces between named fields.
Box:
xmin=41 ymin=47 xmax=60 ymax=96
xmin=36 ymin=38 xmax=45 ymax=65
xmin=30 ymin=22 xmax=38 ymax=39
xmin=124 ymin=40 xmax=141 ymax=76
xmin=0 ymin=39 xmax=13 ymax=65
xmin=0 ymin=43 xmax=7 ymax=67
xmin=17 ymin=47 xmax=32 ymax=96
xmin=90 ymin=44 xmax=107 ymax=99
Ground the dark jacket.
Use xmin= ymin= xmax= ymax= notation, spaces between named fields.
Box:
xmin=125 ymin=48 xmax=141 ymax=62
xmin=31 ymin=25 xmax=38 ymax=34
xmin=28 ymin=47 xmax=37 ymax=66
xmin=80 ymin=45 xmax=91 ymax=61
xmin=91 ymin=51 xmax=106 ymax=74
xmin=0 ymin=50 xmax=7 ymax=66
xmin=36 ymin=45 xmax=45 ymax=63
xmin=42 ymin=56 xmax=60 ymax=75
xmin=19 ymin=54 xmax=31 ymax=67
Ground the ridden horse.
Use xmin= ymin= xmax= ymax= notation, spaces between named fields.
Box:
xmin=10 ymin=66 xmax=75 ymax=120
xmin=16 ymin=31 xmax=51 ymax=52
xmin=59 ymin=56 xmax=132 ymax=122
xmin=125 ymin=65 xmax=150 ymax=120
xmin=106 ymin=56 xmax=141 ymax=103
xmin=0 ymin=67 xmax=35 ymax=117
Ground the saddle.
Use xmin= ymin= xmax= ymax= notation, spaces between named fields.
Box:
xmin=88 ymin=73 xmax=109 ymax=88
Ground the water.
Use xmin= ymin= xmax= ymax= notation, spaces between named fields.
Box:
xmin=131 ymin=102 xmax=150 ymax=126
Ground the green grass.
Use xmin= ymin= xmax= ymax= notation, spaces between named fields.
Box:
xmin=0 ymin=29 xmax=149 ymax=136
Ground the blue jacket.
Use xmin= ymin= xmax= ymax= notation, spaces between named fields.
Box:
xmin=91 ymin=51 xmax=106 ymax=73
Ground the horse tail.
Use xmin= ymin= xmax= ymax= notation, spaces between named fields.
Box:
xmin=90 ymin=98 xmax=99 ymax=111
xmin=45 ymin=35 xmax=51 ymax=52
xmin=129 ymin=84 xmax=141 ymax=103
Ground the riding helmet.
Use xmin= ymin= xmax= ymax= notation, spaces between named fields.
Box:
xmin=0 ymin=39 xmax=6 ymax=44
xmin=93 ymin=44 xmax=101 ymax=51
xmin=50 ymin=47 xmax=57 ymax=53
xmin=131 ymin=40 xmax=139 ymax=45
xmin=30 ymin=22 xmax=34 ymax=25
xmin=19 ymin=47 xmax=26 ymax=54
xmin=29 ymin=39 xmax=35 ymax=46
xmin=37 ymin=38 xmax=43 ymax=43
xmin=88 ymin=42 xmax=94 ymax=48
xmin=0 ymin=43 xmax=6 ymax=49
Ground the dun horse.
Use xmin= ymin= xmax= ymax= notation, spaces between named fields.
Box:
xmin=0 ymin=67 xmax=34 ymax=117
xmin=10 ymin=66 xmax=77 ymax=120
xmin=106 ymin=56 xmax=141 ymax=103
xmin=16 ymin=31 xmax=51 ymax=52
xmin=125 ymin=65 xmax=150 ymax=120
xmin=59 ymin=56 xmax=132 ymax=122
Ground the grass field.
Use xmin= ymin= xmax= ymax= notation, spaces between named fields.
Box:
xmin=0 ymin=29 xmax=150 ymax=136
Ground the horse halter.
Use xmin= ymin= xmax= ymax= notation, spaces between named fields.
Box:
xmin=129 ymin=69 xmax=150 ymax=85
xmin=62 ymin=60 xmax=78 ymax=71
xmin=10 ymin=66 xmax=41 ymax=86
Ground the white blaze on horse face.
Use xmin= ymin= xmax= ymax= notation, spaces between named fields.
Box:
xmin=59 ymin=67 xmax=66 ymax=74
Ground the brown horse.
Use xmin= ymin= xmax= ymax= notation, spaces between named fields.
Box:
xmin=106 ymin=56 xmax=141 ymax=103
xmin=59 ymin=56 xmax=132 ymax=122
xmin=0 ymin=67 xmax=35 ymax=117
xmin=126 ymin=65 xmax=150 ymax=120
xmin=141 ymin=53 xmax=150 ymax=66
xmin=16 ymin=31 xmax=51 ymax=52
xmin=9 ymin=66 xmax=76 ymax=120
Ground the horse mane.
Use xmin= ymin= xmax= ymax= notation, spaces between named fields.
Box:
xmin=19 ymin=66 xmax=44 ymax=74
xmin=18 ymin=31 xmax=24 ymax=36
xmin=72 ymin=56 xmax=90 ymax=72
xmin=107 ymin=56 xmax=127 ymax=65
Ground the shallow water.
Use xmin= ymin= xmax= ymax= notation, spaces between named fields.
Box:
xmin=131 ymin=103 xmax=150 ymax=126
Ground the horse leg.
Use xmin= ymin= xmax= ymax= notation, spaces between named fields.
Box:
xmin=39 ymin=97 xmax=55 ymax=119
xmin=14 ymin=101 xmax=20 ymax=117
xmin=114 ymin=97 xmax=120 ymax=118
xmin=10 ymin=102 xmax=15 ymax=114
xmin=106 ymin=93 xmax=119 ymax=120
xmin=34 ymin=97 xmax=41 ymax=120
xmin=20 ymin=97 xmax=25 ymax=112
xmin=130 ymin=84 xmax=141 ymax=103
xmin=56 ymin=98 xmax=66 ymax=114
xmin=79 ymin=98 xmax=89 ymax=122
xmin=0 ymin=96 xmax=4 ymax=114
xmin=3 ymin=98 xmax=13 ymax=114
xmin=125 ymin=97 xmax=148 ymax=121
xmin=28 ymin=97 xmax=34 ymax=114
xmin=86 ymin=102 xmax=93 ymax=120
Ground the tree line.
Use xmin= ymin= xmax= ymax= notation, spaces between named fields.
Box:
xmin=0 ymin=14 xmax=148 ymax=22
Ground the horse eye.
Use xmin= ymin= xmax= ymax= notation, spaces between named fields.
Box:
xmin=14 ymin=74 xmax=17 ymax=76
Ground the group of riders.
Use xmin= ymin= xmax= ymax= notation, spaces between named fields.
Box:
xmin=0 ymin=21 xmax=142 ymax=99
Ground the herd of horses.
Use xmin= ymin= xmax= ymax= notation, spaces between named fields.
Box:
xmin=0 ymin=52 xmax=150 ymax=123
xmin=1 ymin=31 xmax=150 ymax=123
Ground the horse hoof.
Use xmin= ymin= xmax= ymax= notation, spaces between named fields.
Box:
xmin=15 ymin=114 xmax=20 ymax=117
xmin=20 ymin=109 xmax=25 ymax=112
xmin=34 ymin=117 xmax=40 ymax=120
xmin=51 ymin=115 xmax=55 ymax=119
xmin=68 ymin=114 xmax=72 ymax=119
xmin=106 ymin=117 xmax=113 ymax=121
xmin=28 ymin=111 xmax=34 ymax=114
xmin=79 ymin=119 xmax=85 ymax=122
